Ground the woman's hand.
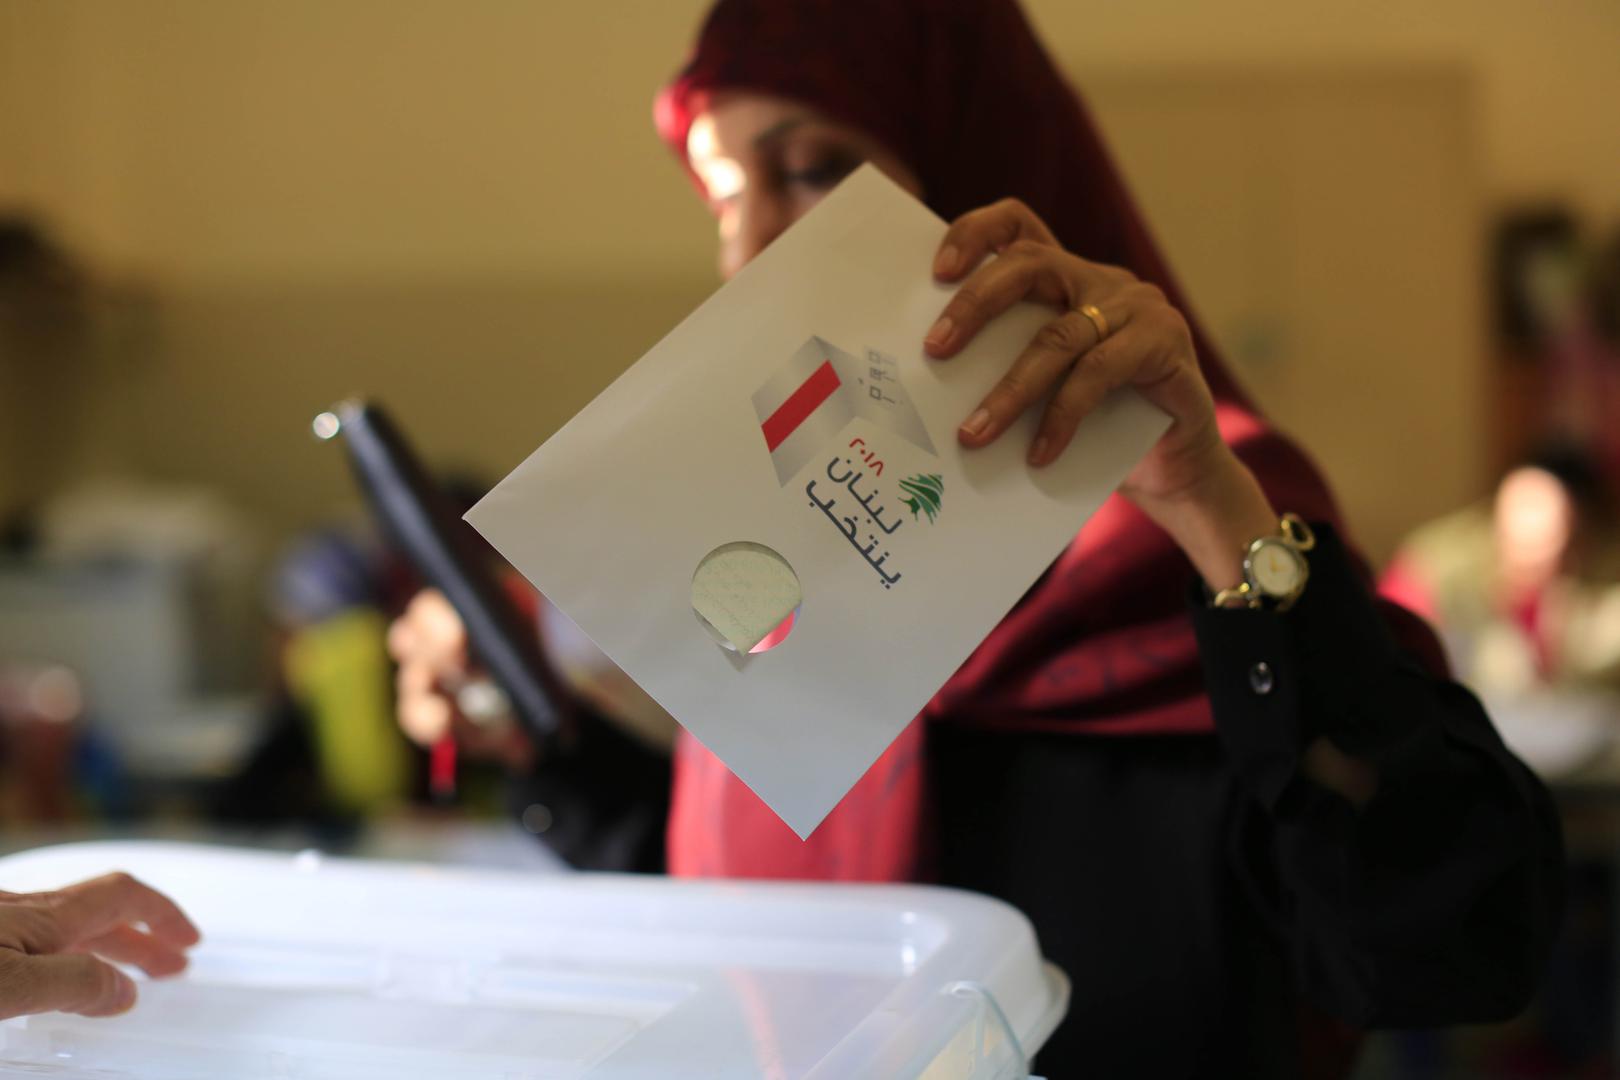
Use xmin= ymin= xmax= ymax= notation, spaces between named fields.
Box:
xmin=387 ymin=589 xmax=535 ymax=772
xmin=930 ymin=199 xmax=1380 ymax=807
xmin=926 ymin=198 xmax=1278 ymax=590
xmin=928 ymin=198 xmax=1224 ymax=495
xmin=0 ymin=873 xmax=200 ymax=1020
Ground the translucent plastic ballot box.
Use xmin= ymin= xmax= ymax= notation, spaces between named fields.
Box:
xmin=0 ymin=842 xmax=1069 ymax=1079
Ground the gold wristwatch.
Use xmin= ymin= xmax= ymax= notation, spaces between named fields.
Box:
xmin=1210 ymin=513 xmax=1316 ymax=611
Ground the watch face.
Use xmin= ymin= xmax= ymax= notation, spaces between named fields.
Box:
xmin=1248 ymin=539 xmax=1305 ymax=597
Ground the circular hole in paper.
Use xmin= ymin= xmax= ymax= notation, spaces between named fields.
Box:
xmin=691 ymin=542 xmax=802 ymax=654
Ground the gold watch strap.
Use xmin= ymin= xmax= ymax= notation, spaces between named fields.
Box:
xmin=1207 ymin=513 xmax=1316 ymax=610
xmin=1278 ymin=512 xmax=1317 ymax=552
xmin=1210 ymin=580 xmax=1259 ymax=610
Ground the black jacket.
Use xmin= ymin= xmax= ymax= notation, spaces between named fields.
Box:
xmin=933 ymin=524 xmax=1564 ymax=1077
xmin=512 ymin=524 xmax=1565 ymax=1078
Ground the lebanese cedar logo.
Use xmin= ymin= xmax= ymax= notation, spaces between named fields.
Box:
xmin=899 ymin=473 xmax=944 ymax=523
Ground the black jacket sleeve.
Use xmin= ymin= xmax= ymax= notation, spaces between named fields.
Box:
xmin=1190 ymin=523 xmax=1565 ymax=1027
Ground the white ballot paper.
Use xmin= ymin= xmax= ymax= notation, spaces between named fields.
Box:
xmin=466 ymin=166 xmax=1169 ymax=838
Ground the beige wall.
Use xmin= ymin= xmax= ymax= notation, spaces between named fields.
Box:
xmin=2 ymin=2 xmax=1617 ymax=559
xmin=85 ymin=276 xmax=713 ymax=530
xmin=1085 ymin=67 xmax=1484 ymax=562
xmin=5 ymin=2 xmax=1617 ymax=282
xmin=0 ymin=1 xmax=716 ymax=282
xmin=1038 ymin=1 xmax=1620 ymax=225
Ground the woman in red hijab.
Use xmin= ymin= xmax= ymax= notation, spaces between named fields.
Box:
xmin=392 ymin=0 xmax=1563 ymax=1074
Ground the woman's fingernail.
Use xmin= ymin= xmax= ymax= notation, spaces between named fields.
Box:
xmin=104 ymin=973 xmax=138 ymax=1016
xmin=925 ymin=316 xmax=954 ymax=349
xmin=934 ymin=244 xmax=959 ymax=277
xmin=960 ymin=408 xmax=991 ymax=439
xmin=1029 ymin=437 xmax=1049 ymax=466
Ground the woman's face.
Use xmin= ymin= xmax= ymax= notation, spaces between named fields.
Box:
xmin=686 ymin=93 xmax=921 ymax=281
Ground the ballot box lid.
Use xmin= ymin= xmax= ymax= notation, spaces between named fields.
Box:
xmin=0 ymin=841 xmax=1068 ymax=1079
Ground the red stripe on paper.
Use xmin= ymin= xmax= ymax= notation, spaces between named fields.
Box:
xmin=761 ymin=360 xmax=841 ymax=452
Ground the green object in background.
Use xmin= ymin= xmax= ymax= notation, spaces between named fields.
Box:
xmin=283 ymin=609 xmax=410 ymax=814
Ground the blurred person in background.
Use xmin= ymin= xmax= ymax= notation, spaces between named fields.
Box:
xmin=216 ymin=475 xmax=519 ymax=833
xmin=1384 ymin=441 xmax=1620 ymax=1080
xmin=212 ymin=517 xmax=418 ymax=833
xmin=1384 ymin=443 xmax=1620 ymax=724
xmin=388 ymin=0 xmax=1564 ymax=1074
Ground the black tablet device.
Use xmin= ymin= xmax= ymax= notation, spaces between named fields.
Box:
xmin=315 ymin=399 xmax=570 ymax=748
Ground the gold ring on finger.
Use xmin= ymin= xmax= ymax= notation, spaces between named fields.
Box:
xmin=1078 ymin=303 xmax=1109 ymax=341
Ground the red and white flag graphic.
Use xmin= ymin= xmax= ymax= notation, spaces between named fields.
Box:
xmin=754 ymin=337 xmax=936 ymax=485
xmin=753 ymin=338 xmax=859 ymax=485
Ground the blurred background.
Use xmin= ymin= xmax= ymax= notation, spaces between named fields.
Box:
xmin=2 ymin=2 xmax=1619 ymax=1075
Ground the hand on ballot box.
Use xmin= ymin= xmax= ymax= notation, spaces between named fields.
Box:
xmin=0 ymin=872 xmax=200 ymax=1020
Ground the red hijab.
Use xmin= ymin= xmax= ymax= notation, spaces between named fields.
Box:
xmin=654 ymin=0 xmax=1437 ymax=881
